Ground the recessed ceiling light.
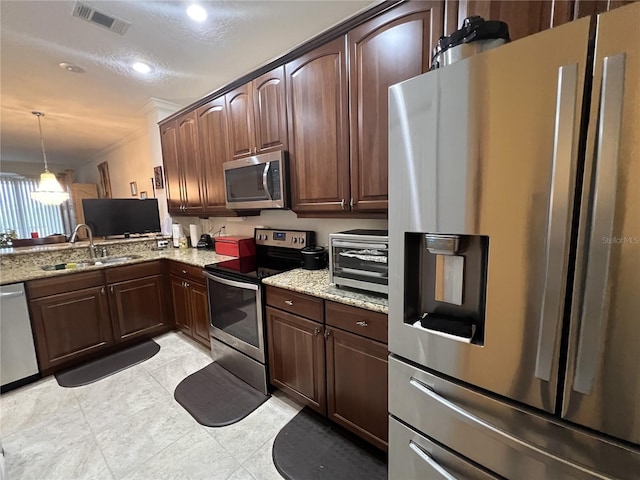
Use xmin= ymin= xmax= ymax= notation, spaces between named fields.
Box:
xmin=132 ymin=62 xmax=152 ymax=74
xmin=186 ymin=4 xmax=207 ymax=22
xmin=59 ymin=62 xmax=85 ymax=73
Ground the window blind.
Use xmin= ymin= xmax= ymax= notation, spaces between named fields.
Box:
xmin=0 ymin=176 xmax=66 ymax=238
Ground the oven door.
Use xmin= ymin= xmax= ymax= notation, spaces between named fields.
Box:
xmin=330 ymin=238 xmax=389 ymax=292
xmin=204 ymin=271 xmax=265 ymax=363
xmin=223 ymin=151 xmax=286 ymax=210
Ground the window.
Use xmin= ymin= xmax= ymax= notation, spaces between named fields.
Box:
xmin=0 ymin=176 xmax=66 ymax=238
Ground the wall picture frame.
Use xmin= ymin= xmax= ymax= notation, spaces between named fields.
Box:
xmin=154 ymin=166 xmax=164 ymax=189
xmin=140 ymin=191 xmax=148 ymax=199
xmin=130 ymin=181 xmax=138 ymax=196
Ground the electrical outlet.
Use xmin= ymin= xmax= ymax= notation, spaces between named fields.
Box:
xmin=157 ymin=239 xmax=169 ymax=249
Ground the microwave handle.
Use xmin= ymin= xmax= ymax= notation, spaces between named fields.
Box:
xmin=262 ymin=162 xmax=272 ymax=201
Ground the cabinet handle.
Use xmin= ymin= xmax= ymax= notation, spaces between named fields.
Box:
xmin=314 ymin=327 xmax=321 ymax=336
xmin=350 ymin=198 xmax=355 ymax=209
xmin=284 ymin=300 xmax=294 ymax=306
xmin=101 ymin=287 xmax=105 ymax=295
xmin=182 ymin=281 xmax=186 ymax=287
xmin=182 ymin=270 xmax=187 ymax=274
xmin=185 ymin=282 xmax=190 ymax=288
xmin=324 ymin=330 xmax=332 ymax=339
xmin=356 ymin=321 xmax=368 ymax=327
xmin=340 ymin=198 xmax=345 ymax=210
xmin=110 ymin=286 xmax=114 ymax=293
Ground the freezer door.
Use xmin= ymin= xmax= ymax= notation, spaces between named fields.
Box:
xmin=562 ymin=2 xmax=640 ymax=445
xmin=388 ymin=18 xmax=591 ymax=412
xmin=389 ymin=356 xmax=640 ymax=480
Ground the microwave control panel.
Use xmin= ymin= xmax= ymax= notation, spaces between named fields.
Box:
xmin=255 ymin=228 xmax=315 ymax=250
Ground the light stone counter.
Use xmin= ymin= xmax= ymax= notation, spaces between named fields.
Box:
xmin=262 ymin=268 xmax=388 ymax=314
xmin=0 ymin=242 xmax=232 ymax=286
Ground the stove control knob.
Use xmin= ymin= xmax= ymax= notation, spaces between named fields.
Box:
xmin=300 ymin=237 xmax=305 ymax=244
xmin=293 ymin=237 xmax=298 ymax=244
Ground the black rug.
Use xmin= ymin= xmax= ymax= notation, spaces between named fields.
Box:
xmin=174 ymin=362 xmax=269 ymax=427
xmin=272 ymin=407 xmax=388 ymax=480
xmin=55 ymin=339 xmax=160 ymax=388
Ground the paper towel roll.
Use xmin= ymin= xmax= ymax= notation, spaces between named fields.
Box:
xmin=172 ymin=224 xmax=182 ymax=248
xmin=189 ymin=224 xmax=202 ymax=248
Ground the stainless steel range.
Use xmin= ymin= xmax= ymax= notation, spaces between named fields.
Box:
xmin=204 ymin=228 xmax=314 ymax=395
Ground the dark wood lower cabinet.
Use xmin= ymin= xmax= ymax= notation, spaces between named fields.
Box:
xmin=169 ymin=268 xmax=211 ymax=347
xmin=326 ymin=327 xmax=389 ymax=451
xmin=29 ymin=286 xmax=113 ymax=372
xmin=190 ymin=281 xmax=210 ymax=346
xmin=170 ymin=275 xmax=192 ymax=335
xmin=266 ymin=306 xmax=326 ymax=414
xmin=109 ymin=275 xmax=166 ymax=342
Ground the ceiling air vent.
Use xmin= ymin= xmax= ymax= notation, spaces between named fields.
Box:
xmin=72 ymin=2 xmax=131 ymax=36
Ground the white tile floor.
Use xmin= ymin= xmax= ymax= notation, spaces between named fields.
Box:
xmin=0 ymin=331 xmax=303 ymax=480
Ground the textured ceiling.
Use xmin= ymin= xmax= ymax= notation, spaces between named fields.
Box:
xmin=0 ymin=0 xmax=374 ymax=167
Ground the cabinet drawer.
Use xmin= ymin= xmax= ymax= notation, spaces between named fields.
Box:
xmin=27 ymin=271 xmax=104 ymax=299
xmin=325 ymin=301 xmax=387 ymax=343
xmin=105 ymin=260 xmax=162 ymax=284
xmin=265 ymin=286 xmax=323 ymax=322
xmin=167 ymin=260 xmax=205 ymax=281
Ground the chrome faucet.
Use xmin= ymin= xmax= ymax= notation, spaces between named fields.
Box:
xmin=70 ymin=223 xmax=96 ymax=260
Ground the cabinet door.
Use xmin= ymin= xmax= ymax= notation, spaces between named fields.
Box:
xmin=573 ymin=0 xmax=636 ymax=19
xmin=176 ymin=111 xmax=204 ymax=214
xmin=286 ymin=37 xmax=350 ymax=213
xmin=160 ymin=121 xmax=183 ymax=214
xmin=326 ymin=327 xmax=389 ymax=451
xmin=109 ymin=275 xmax=166 ymax=342
xmin=197 ymin=98 xmax=232 ymax=215
xmin=170 ymin=275 xmax=191 ymax=335
xmin=189 ymin=281 xmax=210 ymax=347
xmin=253 ymin=66 xmax=288 ymax=153
xmin=226 ymin=83 xmax=256 ymax=159
xmin=451 ymin=1 xmax=556 ymax=41
xmin=266 ymin=306 xmax=326 ymax=414
xmin=30 ymin=286 xmax=113 ymax=372
xmin=348 ymin=2 xmax=442 ymax=212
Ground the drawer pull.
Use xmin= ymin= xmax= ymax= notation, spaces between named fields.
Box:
xmin=284 ymin=300 xmax=294 ymax=306
xmin=409 ymin=440 xmax=458 ymax=480
xmin=101 ymin=287 xmax=105 ymax=295
xmin=356 ymin=321 xmax=368 ymax=327
xmin=314 ymin=327 xmax=321 ymax=336
xmin=324 ymin=330 xmax=332 ymax=339
xmin=182 ymin=270 xmax=187 ymax=274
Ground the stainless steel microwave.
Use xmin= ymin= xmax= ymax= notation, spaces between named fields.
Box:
xmin=329 ymin=229 xmax=389 ymax=295
xmin=223 ymin=151 xmax=288 ymax=210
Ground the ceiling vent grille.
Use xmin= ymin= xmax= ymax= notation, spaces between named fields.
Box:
xmin=72 ymin=2 xmax=131 ymax=36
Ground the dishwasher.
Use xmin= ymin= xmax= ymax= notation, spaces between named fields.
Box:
xmin=1 ymin=283 xmax=39 ymax=391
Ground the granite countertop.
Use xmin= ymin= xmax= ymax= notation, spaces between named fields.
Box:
xmin=0 ymin=236 xmax=168 ymax=257
xmin=0 ymin=248 xmax=233 ymax=285
xmin=262 ymin=268 xmax=388 ymax=314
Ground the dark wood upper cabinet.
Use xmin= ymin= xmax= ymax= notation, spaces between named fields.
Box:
xmin=197 ymin=98 xmax=231 ymax=214
xmin=286 ymin=36 xmax=350 ymax=213
xmin=108 ymin=275 xmax=166 ymax=343
xmin=176 ymin=111 xmax=204 ymax=214
xmin=348 ymin=2 xmax=443 ymax=212
xmin=253 ymin=66 xmax=288 ymax=153
xmin=226 ymin=84 xmax=256 ymax=159
xmin=326 ymin=327 xmax=389 ymax=451
xmin=29 ymin=286 xmax=113 ymax=373
xmin=160 ymin=122 xmax=182 ymax=213
xmin=266 ymin=306 xmax=327 ymax=414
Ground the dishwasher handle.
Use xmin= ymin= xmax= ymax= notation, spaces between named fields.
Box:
xmin=0 ymin=291 xmax=25 ymax=299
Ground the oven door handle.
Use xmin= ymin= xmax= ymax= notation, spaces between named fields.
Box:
xmin=204 ymin=271 xmax=259 ymax=291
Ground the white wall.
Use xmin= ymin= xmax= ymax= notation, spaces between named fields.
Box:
xmin=0 ymin=160 xmax=73 ymax=178
xmin=77 ymin=128 xmax=154 ymax=198
xmin=174 ymin=210 xmax=388 ymax=248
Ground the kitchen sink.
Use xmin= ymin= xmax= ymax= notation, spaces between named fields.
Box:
xmin=40 ymin=255 xmax=143 ymax=271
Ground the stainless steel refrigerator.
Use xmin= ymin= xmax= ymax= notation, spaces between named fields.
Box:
xmin=387 ymin=4 xmax=640 ymax=479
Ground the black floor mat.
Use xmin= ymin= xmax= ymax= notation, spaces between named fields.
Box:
xmin=272 ymin=407 xmax=388 ymax=480
xmin=174 ymin=362 xmax=269 ymax=427
xmin=55 ymin=339 xmax=160 ymax=388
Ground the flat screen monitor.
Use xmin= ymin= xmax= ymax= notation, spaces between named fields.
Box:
xmin=82 ymin=199 xmax=161 ymax=237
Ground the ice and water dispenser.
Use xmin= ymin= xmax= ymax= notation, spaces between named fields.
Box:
xmin=404 ymin=233 xmax=489 ymax=345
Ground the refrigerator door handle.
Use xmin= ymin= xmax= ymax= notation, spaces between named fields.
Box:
xmin=535 ymin=64 xmax=579 ymax=381
xmin=408 ymin=377 xmax=610 ymax=479
xmin=573 ymin=53 xmax=626 ymax=395
xmin=408 ymin=440 xmax=458 ymax=480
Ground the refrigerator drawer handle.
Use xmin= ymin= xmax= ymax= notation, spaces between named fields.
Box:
xmin=409 ymin=440 xmax=458 ymax=480
xmin=408 ymin=377 xmax=610 ymax=479
xmin=573 ymin=53 xmax=626 ymax=395
xmin=534 ymin=63 xmax=580 ymax=382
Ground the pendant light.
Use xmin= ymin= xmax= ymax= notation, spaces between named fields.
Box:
xmin=30 ymin=111 xmax=69 ymax=205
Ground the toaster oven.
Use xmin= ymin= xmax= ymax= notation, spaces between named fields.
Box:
xmin=329 ymin=230 xmax=389 ymax=295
